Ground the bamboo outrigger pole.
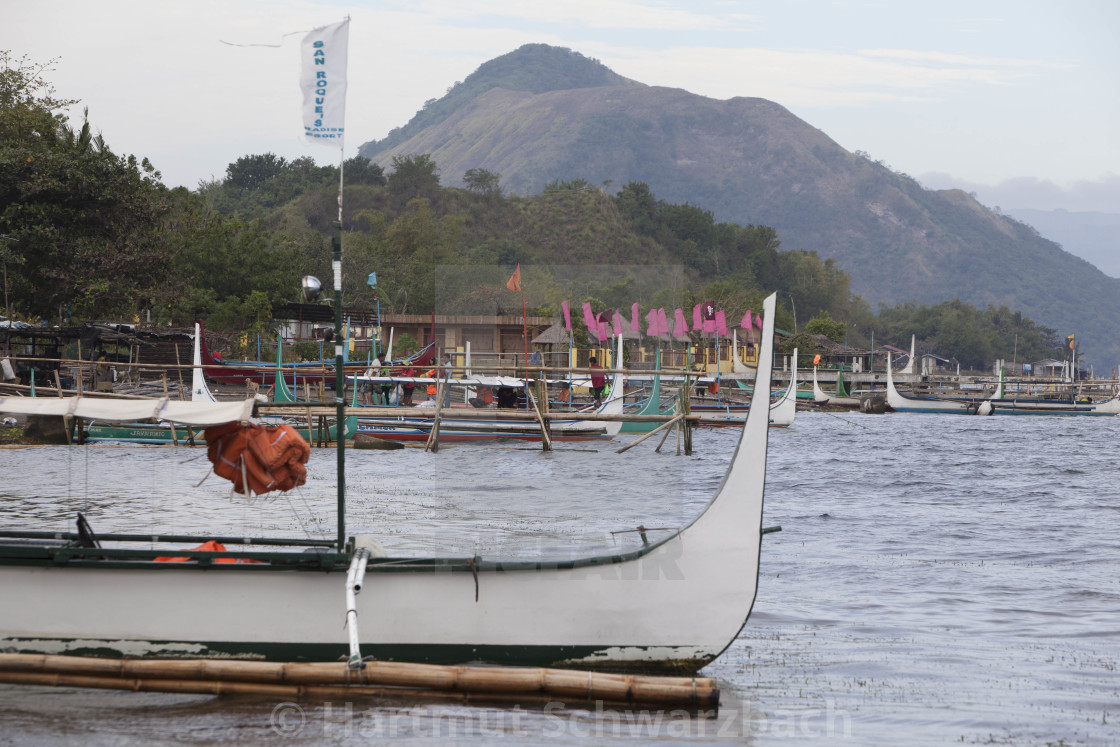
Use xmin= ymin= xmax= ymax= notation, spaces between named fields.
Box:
xmin=0 ymin=654 xmax=719 ymax=710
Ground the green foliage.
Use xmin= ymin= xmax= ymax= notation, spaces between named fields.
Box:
xmin=805 ymin=310 xmax=845 ymax=343
xmin=463 ymin=168 xmax=501 ymax=196
xmin=779 ymin=332 xmax=825 ymax=357
xmin=1 ymin=53 xmax=172 ymax=322
xmin=389 ymin=332 xmax=419 ymax=359
xmin=876 ymin=299 xmax=1064 ymax=370
xmin=388 ymin=154 xmax=440 ymax=210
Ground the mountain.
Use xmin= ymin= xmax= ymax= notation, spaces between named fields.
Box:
xmin=359 ymin=44 xmax=1120 ymax=370
xmin=1004 ymin=208 xmax=1120 ymax=279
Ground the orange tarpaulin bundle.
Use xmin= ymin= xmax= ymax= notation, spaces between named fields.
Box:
xmin=204 ymin=422 xmax=310 ymax=496
xmin=154 ymin=540 xmax=261 ymax=563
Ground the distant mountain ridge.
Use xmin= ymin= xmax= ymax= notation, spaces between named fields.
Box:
xmin=359 ymin=44 xmax=1120 ymax=369
xmin=1004 ymin=208 xmax=1120 ymax=279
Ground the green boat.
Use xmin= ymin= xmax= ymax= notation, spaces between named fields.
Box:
xmin=619 ymin=352 xmax=679 ymax=434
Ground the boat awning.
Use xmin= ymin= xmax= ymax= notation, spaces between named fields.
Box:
xmin=0 ymin=396 xmax=259 ymax=426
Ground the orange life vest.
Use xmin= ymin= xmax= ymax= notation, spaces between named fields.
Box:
xmin=204 ymin=422 xmax=310 ymax=496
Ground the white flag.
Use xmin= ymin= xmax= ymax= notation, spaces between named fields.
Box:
xmin=300 ymin=19 xmax=349 ymax=146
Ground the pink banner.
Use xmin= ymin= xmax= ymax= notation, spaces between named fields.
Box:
xmin=674 ymin=308 xmax=690 ymax=338
xmin=657 ymin=308 xmax=669 ymax=337
xmin=561 ymin=300 xmax=572 ymax=331
xmin=646 ymin=308 xmax=659 ymax=337
xmin=715 ymin=310 xmax=728 ymax=336
xmin=611 ymin=310 xmax=622 ymax=337
xmin=692 ymin=304 xmax=702 ymax=331
xmin=630 ymin=302 xmax=641 ymax=335
xmin=741 ymin=309 xmax=752 ymax=329
xmin=582 ymin=302 xmax=597 ymax=333
xmin=755 ymin=313 xmax=763 ymax=329
xmin=597 ymin=319 xmax=608 ymax=342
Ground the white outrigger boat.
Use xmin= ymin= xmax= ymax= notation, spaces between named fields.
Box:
xmin=767 ymin=348 xmax=798 ymax=428
xmin=0 ymin=290 xmax=781 ymax=675
xmin=887 ymin=353 xmax=1120 ymax=416
xmin=812 ymin=367 xmax=861 ymax=409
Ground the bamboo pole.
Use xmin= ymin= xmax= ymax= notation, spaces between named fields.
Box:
xmin=161 ymin=373 xmax=178 ymax=446
xmin=425 ymin=381 xmax=445 ymax=453
xmin=615 ymin=414 xmax=683 ymax=454
xmin=655 ymin=417 xmax=675 ymax=453
xmin=174 ymin=344 xmax=185 ymax=399
xmin=0 ymin=671 xmax=713 ymax=713
xmin=528 ymin=384 xmax=552 ymax=452
xmin=0 ymin=654 xmax=719 ymax=710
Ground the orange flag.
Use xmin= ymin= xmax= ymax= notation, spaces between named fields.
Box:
xmin=506 ymin=264 xmax=521 ymax=292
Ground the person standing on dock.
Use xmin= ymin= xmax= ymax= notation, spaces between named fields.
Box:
xmin=589 ymin=356 xmax=606 ymax=407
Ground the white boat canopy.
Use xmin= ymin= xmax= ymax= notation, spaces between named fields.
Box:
xmin=0 ymin=396 xmax=259 ymax=426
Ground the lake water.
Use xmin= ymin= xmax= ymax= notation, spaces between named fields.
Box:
xmin=1 ymin=411 xmax=1118 ymax=745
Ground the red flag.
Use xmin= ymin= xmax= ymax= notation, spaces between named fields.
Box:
xmin=561 ymin=300 xmax=572 ymax=331
xmin=506 ymin=264 xmax=521 ymax=292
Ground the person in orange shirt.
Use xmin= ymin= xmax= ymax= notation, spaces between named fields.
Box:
xmin=424 ymin=368 xmax=438 ymax=399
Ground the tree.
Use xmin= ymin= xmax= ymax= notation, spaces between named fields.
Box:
xmin=463 ymin=167 xmax=501 ymax=196
xmin=344 ymin=155 xmax=386 ymax=186
xmin=387 ymin=153 xmax=440 ymax=210
xmin=225 ymin=153 xmax=288 ymax=190
xmin=1 ymin=54 xmax=172 ymax=321
xmin=805 ymin=310 xmax=846 ymax=343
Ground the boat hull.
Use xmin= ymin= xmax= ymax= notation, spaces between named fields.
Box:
xmin=0 ymin=531 xmax=753 ymax=673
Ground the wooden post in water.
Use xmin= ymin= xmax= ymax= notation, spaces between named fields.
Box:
xmin=161 ymin=374 xmax=179 ymax=446
xmin=174 ymin=344 xmax=185 ymax=399
xmin=680 ymin=377 xmax=693 ymax=456
xmin=425 ymin=381 xmax=445 ymax=453
xmin=616 ymin=414 xmax=682 ymax=454
xmin=528 ymin=381 xmax=552 ymax=452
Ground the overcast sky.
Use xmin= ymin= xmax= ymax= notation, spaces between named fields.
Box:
xmin=5 ymin=0 xmax=1118 ymax=212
